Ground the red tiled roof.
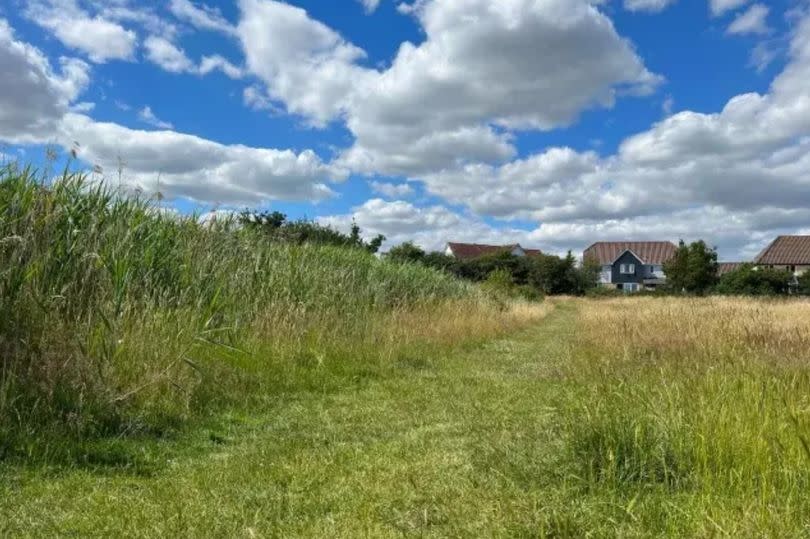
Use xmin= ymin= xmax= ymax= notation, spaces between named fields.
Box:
xmin=718 ymin=262 xmax=745 ymax=276
xmin=583 ymin=241 xmax=678 ymax=265
xmin=446 ymin=243 xmax=541 ymax=260
xmin=754 ymin=236 xmax=810 ymax=265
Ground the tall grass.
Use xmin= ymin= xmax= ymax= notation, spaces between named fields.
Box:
xmin=561 ymin=297 xmax=810 ymax=535
xmin=0 ymin=165 xmax=543 ymax=457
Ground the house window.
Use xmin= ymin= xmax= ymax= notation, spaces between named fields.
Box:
xmin=620 ymin=264 xmax=635 ymax=274
xmin=789 ymin=265 xmax=797 ymax=273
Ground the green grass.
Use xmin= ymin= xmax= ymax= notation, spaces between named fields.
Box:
xmin=5 ymin=166 xmax=810 ymax=536
xmin=4 ymin=300 xmax=810 ymax=537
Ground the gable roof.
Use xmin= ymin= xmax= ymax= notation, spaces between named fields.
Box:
xmin=754 ymin=236 xmax=810 ymax=265
xmin=583 ymin=241 xmax=678 ymax=265
xmin=446 ymin=242 xmax=541 ymax=260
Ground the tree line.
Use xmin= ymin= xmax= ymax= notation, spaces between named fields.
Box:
xmin=386 ymin=242 xmax=601 ymax=298
xmin=236 ymin=213 xmax=810 ymax=298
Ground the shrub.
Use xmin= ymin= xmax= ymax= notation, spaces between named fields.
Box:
xmin=715 ymin=263 xmax=794 ymax=296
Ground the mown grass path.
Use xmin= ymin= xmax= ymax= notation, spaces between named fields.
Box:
xmin=1 ymin=304 xmax=585 ymax=538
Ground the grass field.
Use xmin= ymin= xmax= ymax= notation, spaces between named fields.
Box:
xmin=3 ymin=297 xmax=810 ymax=537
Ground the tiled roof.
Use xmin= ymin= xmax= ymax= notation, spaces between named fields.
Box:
xmin=718 ymin=262 xmax=745 ymax=276
xmin=446 ymin=243 xmax=541 ymax=260
xmin=754 ymin=236 xmax=810 ymax=265
xmin=583 ymin=241 xmax=678 ymax=265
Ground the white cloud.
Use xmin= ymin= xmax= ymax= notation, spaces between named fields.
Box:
xmin=144 ymin=35 xmax=194 ymax=73
xmin=0 ymin=18 xmax=90 ymax=143
xmin=370 ymin=181 xmax=414 ymax=198
xmin=25 ymin=0 xmax=137 ymax=63
xmin=238 ymin=0 xmax=374 ymax=126
xmin=710 ymin=0 xmax=751 ymax=16
xmin=727 ymin=4 xmax=770 ymax=35
xmin=60 ymin=113 xmax=346 ymax=205
xmin=144 ymin=36 xmax=242 ymax=78
xmin=358 ymin=0 xmax=382 ymax=13
xmin=198 ymin=55 xmax=244 ymax=79
xmin=168 ymin=0 xmax=237 ymax=36
xmin=238 ymin=0 xmax=661 ymax=175
xmin=137 ymin=106 xmax=173 ymax=130
xmin=0 ymin=18 xmax=345 ymax=206
xmin=388 ymin=11 xmax=810 ymax=259
xmin=319 ymin=198 xmax=537 ymax=252
xmin=623 ymin=0 xmax=677 ymax=13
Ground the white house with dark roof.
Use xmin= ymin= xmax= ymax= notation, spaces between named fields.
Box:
xmin=583 ymin=241 xmax=678 ymax=292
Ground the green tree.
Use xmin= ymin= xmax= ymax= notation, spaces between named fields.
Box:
xmin=387 ymin=242 xmax=426 ymax=264
xmin=664 ymin=240 xmax=718 ymax=294
xmin=238 ymin=211 xmax=385 ymax=253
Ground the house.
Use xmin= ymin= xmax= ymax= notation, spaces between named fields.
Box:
xmin=754 ymin=236 xmax=810 ymax=277
xmin=583 ymin=241 xmax=678 ymax=292
xmin=444 ymin=242 xmax=542 ymax=261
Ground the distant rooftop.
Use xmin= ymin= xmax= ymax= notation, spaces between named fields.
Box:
xmin=583 ymin=241 xmax=678 ymax=265
xmin=755 ymin=236 xmax=810 ymax=265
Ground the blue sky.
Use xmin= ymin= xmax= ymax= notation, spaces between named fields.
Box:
xmin=1 ymin=0 xmax=809 ymax=259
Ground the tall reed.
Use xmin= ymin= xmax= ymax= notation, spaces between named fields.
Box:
xmin=0 ymin=166 xmax=543 ymax=454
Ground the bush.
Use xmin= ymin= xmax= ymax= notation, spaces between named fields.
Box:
xmin=715 ymin=263 xmax=794 ymax=296
xmin=798 ymin=271 xmax=810 ymax=295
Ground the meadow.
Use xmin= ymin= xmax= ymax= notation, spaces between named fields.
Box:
xmin=3 ymin=166 xmax=810 ymax=536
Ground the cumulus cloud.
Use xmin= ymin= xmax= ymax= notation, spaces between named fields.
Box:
xmin=25 ymin=0 xmax=137 ymax=63
xmin=0 ymin=18 xmax=345 ymax=206
xmin=727 ymin=4 xmax=770 ymax=35
xmin=238 ymin=0 xmax=374 ymax=126
xmin=238 ymin=0 xmax=661 ymax=175
xmin=0 ymin=19 xmax=90 ymax=143
xmin=391 ymin=11 xmax=810 ymax=258
xmin=370 ymin=181 xmax=414 ymax=198
xmin=60 ymin=114 xmax=346 ymax=205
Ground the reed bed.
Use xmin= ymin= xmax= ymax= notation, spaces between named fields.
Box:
xmin=0 ymin=165 xmax=545 ymax=457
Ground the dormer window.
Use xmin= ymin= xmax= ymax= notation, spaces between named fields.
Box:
xmin=620 ymin=264 xmax=635 ymax=274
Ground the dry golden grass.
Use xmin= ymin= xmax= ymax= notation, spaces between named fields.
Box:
xmin=380 ymin=299 xmax=553 ymax=348
xmin=578 ymin=296 xmax=810 ymax=362
xmin=557 ymin=296 xmax=810 ymax=536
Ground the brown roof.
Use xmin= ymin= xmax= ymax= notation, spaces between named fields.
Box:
xmin=754 ymin=236 xmax=810 ymax=265
xmin=718 ymin=262 xmax=745 ymax=276
xmin=583 ymin=241 xmax=678 ymax=265
xmin=447 ymin=243 xmax=541 ymax=260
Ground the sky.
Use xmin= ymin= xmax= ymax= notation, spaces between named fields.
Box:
xmin=1 ymin=0 xmax=809 ymax=260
